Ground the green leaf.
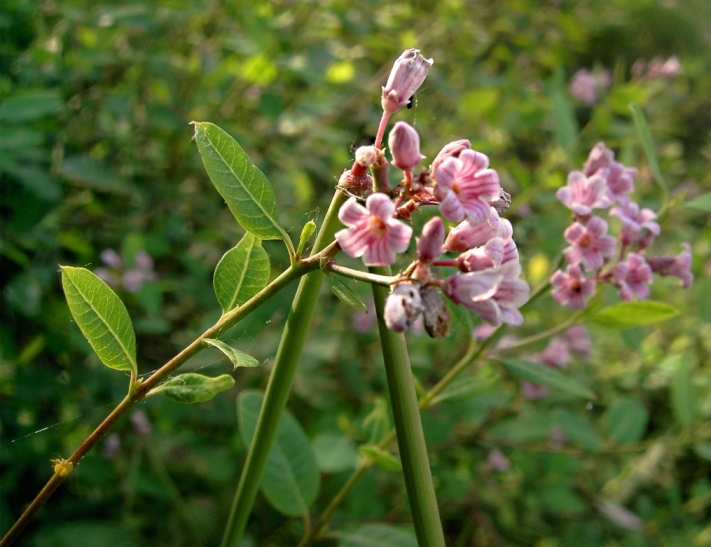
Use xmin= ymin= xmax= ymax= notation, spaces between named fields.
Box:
xmin=149 ymin=373 xmax=235 ymax=403
xmin=591 ymin=301 xmax=678 ymax=329
xmin=330 ymin=276 xmax=367 ymax=311
xmin=358 ymin=445 xmax=402 ymax=472
xmin=489 ymin=413 xmax=552 ymax=444
xmin=339 ymin=524 xmax=417 ymax=547
xmin=0 ymin=89 xmax=62 ymax=122
xmin=553 ymin=409 xmax=603 ymax=452
xmin=192 ymin=122 xmax=288 ymax=243
xmin=670 ymin=356 xmax=695 ymax=430
xmin=684 ymin=192 xmax=711 ymax=213
xmin=430 ymin=374 xmax=498 ymax=405
xmin=213 ymin=233 xmax=270 ymax=315
xmin=203 ymin=338 xmax=259 ymax=369
xmin=312 ymin=434 xmax=358 ymax=473
xmin=499 ymin=358 xmax=595 ymax=400
xmin=60 ymin=266 xmax=137 ymax=374
xmin=630 ymin=103 xmax=667 ymax=196
xmin=238 ymin=391 xmax=319 ymax=516
xmin=603 ymin=398 xmax=649 ymax=444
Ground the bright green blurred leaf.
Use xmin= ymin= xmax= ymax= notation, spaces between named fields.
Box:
xmin=671 ymin=356 xmax=695 ymax=430
xmin=683 ymin=192 xmax=711 ymax=213
xmin=239 ymin=391 xmax=320 ymax=516
xmin=213 ymin=233 xmax=270 ymax=315
xmin=431 ymin=375 xmax=498 ymax=405
xmin=358 ymin=445 xmax=402 ymax=472
xmin=339 ymin=524 xmax=417 ymax=547
xmin=500 ymin=359 xmax=595 ymax=399
xmin=60 ymin=266 xmax=136 ymax=374
xmin=591 ymin=301 xmax=678 ymax=329
xmin=330 ymin=276 xmax=367 ymax=311
xmin=203 ymin=338 xmax=259 ymax=369
xmin=312 ymin=434 xmax=358 ymax=473
xmin=192 ymin=122 xmax=288 ymax=243
xmin=603 ymin=398 xmax=649 ymax=444
xmin=548 ymin=67 xmax=578 ymax=153
xmin=553 ymin=409 xmax=603 ymax=452
xmin=149 ymin=373 xmax=234 ymax=403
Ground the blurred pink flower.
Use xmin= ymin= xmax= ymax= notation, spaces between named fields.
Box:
xmin=563 ymin=216 xmax=617 ymax=271
xmin=613 ymin=253 xmax=653 ymax=300
xmin=463 ymin=262 xmax=530 ymax=326
xmin=648 ymin=243 xmax=693 ymax=289
xmin=551 ymin=264 xmax=596 ymax=309
xmin=522 ymin=382 xmax=549 ymax=399
xmin=335 ymin=194 xmax=413 ymax=266
xmin=610 ymin=200 xmax=660 ymax=247
xmin=556 ymin=171 xmax=612 ymax=216
xmin=569 ymin=68 xmax=611 ymax=106
xmin=487 ymin=449 xmax=511 ymax=472
xmin=562 ymin=325 xmax=592 ymax=356
xmin=540 ymin=338 xmax=571 ymax=368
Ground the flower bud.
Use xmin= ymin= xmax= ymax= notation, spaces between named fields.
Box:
xmin=381 ymin=49 xmax=433 ymax=114
xmin=338 ymin=167 xmax=374 ymax=197
xmin=388 ymin=121 xmax=424 ymax=170
xmin=355 ymin=145 xmax=379 ymax=167
xmin=416 ymin=216 xmax=445 ymax=263
xmin=420 ymin=285 xmax=450 ymax=338
xmin=384 ymin=283 xmax=423 ymax=332
xmin=443 ymin=211 xmax=499 ymax=253
xmin=430 ymin=139 xmax=470 ymax=173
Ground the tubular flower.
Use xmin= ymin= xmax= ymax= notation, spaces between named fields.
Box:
xmin=443 ymin=207 xmax=499 ymax=252
xmin=433 ymin=150 xmax=502 ymax=225
xmin=648 ymin=243 xmax=693 ymax=289
xmin=551 ymin=264 xmax=597 ymax=309
xmin=335 ymin=194 xmax=413 ymax=266
xmin=464 ymin=262 xmax=530 ymax=326
xmin=556 ymin=171 xmax=612 ymax=216
xmin=610 ymin=200 xmax=660 ymax=246
xmin=563 ymin=216 xmax=616 ymax=271
xmin=613 ymin=253 xmax=653 ymax=300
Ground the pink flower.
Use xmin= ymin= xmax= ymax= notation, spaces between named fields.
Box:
xmin=540 ymin=338 xmax=571 ymax=368
xmin=522 ymin=382 xmax=549 ymax=399
xmin=463 ymin=262 xmax=530 ymax=326
xmin=582 ymin=143 xmax=637 ymax=201
xmin=457 ymin=237 xmax=505 ymax=272
xmin=648 ymin=243 xmax=693 ymax=289
xmin=562 ymin=325 xmax=591 ymax=356
xmin=556 ymin=171 xmax=612 ymax=216
xmin=389 ymin=121 xmax=424 ymax=170
xmin=613 ymin=253 xmax=653 ymax=301
xmin=444 ymin=268 xmax=503 ymax=307
xmin=563 ymin=216 xmax=617 ymax=271
xmin=335 ymin=194 xmax=413 ymax=266
xmin=430 ymin=139 xmax=471 ymax=173
xmin=487 ymin=449 xmax=511 ymax=472
xmin=416 ymin=216 xmax=445 ymax=263
xmin=381 ymin=49 xmax=433 ymax=114
xmin=610 ymin=200 xmax=660 ymax=247
xmin=434 ymin=150 xmax=502 ymax=225
xmin=443 ymin=208 xmax=499 ymax=252
xmin=551 ymin=264 xmax=597 ymax=309
xmin=569 ymin=68 xmax=611 ymax=106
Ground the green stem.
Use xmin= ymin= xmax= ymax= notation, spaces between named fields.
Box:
xmin=325 ymin=262 xmax=396 ymax=286
xmin=1 ymin=244 xmax=332 ymax=547
xmin=221 ymin=190 xmax=347 ymax=547
xmin=370 ymin=266 xmax=446 ymax=547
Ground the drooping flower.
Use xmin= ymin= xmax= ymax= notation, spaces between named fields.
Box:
xmin=462 ymin=261 xmax=530 ymax=326
xmin=335 ymin=194 xmax=413 ymax=266
xmin=551 ymin=264 xmax=597 ymax=309
xmin=556 ymin=171 xmax=612 ymax=216
xmin=563 ymin=216 xmax=617 ymax=271
xmin=384 ymin=284 xmax=423 ymax=333
xmin=389 ymin=121 xmax=424 ymax=170
xmin=433 ymin=150 xmax=502 ymax=225
xmin=444 ymin=268 xmax=503 ymax=308
xmin=610 ymin=200 xmax=660 ymax=247
xmin=648 ymin=243 xmax=693 ymax=289
xmin=381 ymin=49 xmax=433 ymax=114
xmin=613 ymin=253 xmax=653 ymax=301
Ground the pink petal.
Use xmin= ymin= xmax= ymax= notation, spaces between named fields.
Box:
xmin=462 ymin=198 xmax=492 ymax=225
xmin=439 ymin=190 xmax=466 ymax=222
xmin=338 ymin=197 xmax=370 ymax=227
xmin=336 ymin=227 xmax=374 ymax=258
xmin=363 ymin=237 xmax=395 ymax=266
xmin=366 ymin=193 xmax=396 ymax=219
xmin=386 ymin=220 xmax=413 ymax=253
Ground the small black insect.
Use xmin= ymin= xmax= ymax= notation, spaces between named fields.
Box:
xmin=406 ymin=94 xmax=416 ymax=109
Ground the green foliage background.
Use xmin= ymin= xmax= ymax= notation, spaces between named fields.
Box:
xmin=1 ymin=0 xmax=710 ymax=545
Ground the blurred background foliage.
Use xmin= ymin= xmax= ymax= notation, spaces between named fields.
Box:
xmin=1 ymin=0 xmax=710 ymax=545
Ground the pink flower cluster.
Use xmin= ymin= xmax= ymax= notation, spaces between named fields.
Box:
xmin=551 ymin=143 xmax=693 ymax=309
xmin=95 ymin=249 xmax=158 ymax=293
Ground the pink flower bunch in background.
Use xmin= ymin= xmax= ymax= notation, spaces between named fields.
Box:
xmin=94 ymin=249 xmax=158 ymax=293
xmin=569 ymin=68 xmax=612 ymax=107
xmin=551 ymin=142 xmax=693 ymax=310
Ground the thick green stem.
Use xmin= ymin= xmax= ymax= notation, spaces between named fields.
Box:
xmin=221 ymin=191 xmax=347 ymax=547
xmin=370 ymin=266 xmax=446 ymax=547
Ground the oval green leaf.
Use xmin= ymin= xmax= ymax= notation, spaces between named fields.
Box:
xmin=553 ymin=409 xmax=603 ymax=452
xmin=330 ymin=277 xmax=367 ymax=311
xmin=499 ymin=358 xmax=595 ymax=400
xmin=192 ymin=121 xmax=287 ymax=242
xmin=238 ymin=391 xmax=320 ymax=516
xmin=591 ymin=301 xmax=678 ymax=329
xmin=60 ymin=266 xmax=137 ymax=374
xmin=312 ymin=434 xmax=358 ymax=473
xmin=339 ymin=524 xmax=417 ymax=547
xmin=204 ymin=338 xmax=259 ymax=369
xmin=213 ymin=233 xmax=270 ymax=315
xmin=149 ymin=373 xmax=235 ymax=403
xmin=603 ymin=398 xmax=649 ymax=444
xmin=683 ymin=192 xmax=711 ymax=213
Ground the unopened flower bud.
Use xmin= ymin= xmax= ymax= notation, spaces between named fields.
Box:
xmin=420 ymin=285 xmax=450 ymax=338
xmin=417 ymin=216 xmax=445 ymax=263
xmin=384 ymin=284 xmax=423 ymax=332
xmin=355 ymin=145 xmax=379 ymax=167
xmin=430 ymin=139 xmax=471 ymax=173
xmin=338 ymin=167 xmax=374 ymax=197
xmin=388 ymin=121 xmax=424 ymax=170
xmin=381 ymin=49 xmax=433 ymax=114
